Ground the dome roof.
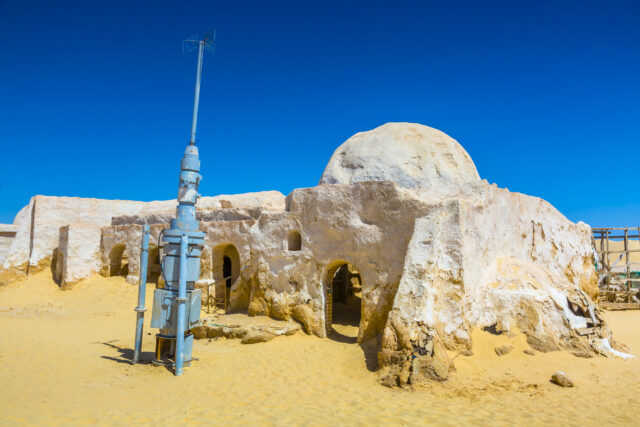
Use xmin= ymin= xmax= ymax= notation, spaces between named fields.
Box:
xmin=320 ymin=122 xmax=480 ymax=189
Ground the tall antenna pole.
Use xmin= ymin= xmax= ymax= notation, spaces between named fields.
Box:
xmin=189 ymin=41 xmax=205 ymax=145
xmin=144 ymin=32 xmax=214 ymax=376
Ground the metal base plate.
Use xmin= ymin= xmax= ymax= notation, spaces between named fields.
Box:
xmin=151 ymin=358 xmax=193 ymax=368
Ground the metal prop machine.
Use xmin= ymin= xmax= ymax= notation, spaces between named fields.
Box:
xmin=132 ymin=32 xmax=215 ymax=376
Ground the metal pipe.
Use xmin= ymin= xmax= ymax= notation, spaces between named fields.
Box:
xmin=175 ymin=234 xmax=189 ymax=376
xmin=189 ymin=41 xmax=205 ymax=145
xmin=133 ymin=225 xmax=150 ymax=364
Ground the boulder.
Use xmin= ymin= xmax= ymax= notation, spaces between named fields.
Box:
xmin=495 ymin=345 xmax=514 ymax=356
xmin=410 ymin=340 xmax=450 ymax=382
xmin=193 ymin=317 xmax=301 ymax=343
xmin=241 ymin=331 xmax=276 ymax=344
xmin=551 ymin=372 xmax=574 ymax=387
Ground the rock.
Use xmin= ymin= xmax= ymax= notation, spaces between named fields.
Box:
xmin=397 ymin=361 xmax=411 ymax=386
xmin=320 ymin=123 xmax=480 ymax=190
xmin=291 ymin=304 xmax=323 ymax=336
xmin=193 ymin=318 xmax=299 ymax=343
xmin=591 ymin=337 xmax=635 ymax=360
xmin=241 ymin=331 xmax=275 ymax=344
xmin=524 ymin=349 xmax=536 ymax=356
xmin=192 ymin=324 xmax=248 ymax=340
xmin=191 ymin=325 xmax=208 ymax=340
xmin=226 ymin=326 xmax=250 ymax=340
xmin=495 ymin=345 xmax=514 ymax=356
xmin=526 ymin=334 xmax=561 ymax=353
xmin=410 ymin=341 xmax=450 ymax=382
xmin=283 ymin=325 xmax=300 ymax=336
xmin=551 ymin=372 xmax=574 ymax=387
xmin=379 ymin=374 xmax=398 ymax=388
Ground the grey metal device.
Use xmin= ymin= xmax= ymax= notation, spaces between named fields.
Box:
xmin=132 ymin=32 xmax=215 ymax=376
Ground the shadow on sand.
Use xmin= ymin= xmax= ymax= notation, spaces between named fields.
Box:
xmin=328 ymin=328 xmax=379 ymax=372
xmin=98 ymin=340 xmax=156 ymax=366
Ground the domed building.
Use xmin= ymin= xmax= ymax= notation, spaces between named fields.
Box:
xmin=320 ymin=122 xmax=480 ymax=190
xmin=0 ymin=122 xmax=625 ymax=385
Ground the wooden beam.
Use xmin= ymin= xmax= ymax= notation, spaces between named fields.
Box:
xmin=601 ymin=302 xmax=640 ymax=310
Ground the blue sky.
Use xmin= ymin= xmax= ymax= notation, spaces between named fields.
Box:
xmin=1 ymin=0 xmax=638 ymax=226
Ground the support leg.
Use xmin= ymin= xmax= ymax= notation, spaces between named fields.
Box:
xmin=133 ymin=225 xmax=150 ymax=364
xmin=175 ymin=234 xmax=188 ymax=376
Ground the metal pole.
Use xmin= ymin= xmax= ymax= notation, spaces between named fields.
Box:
xmin=133 ymin=225 xmax=150 ymax=364
xmin=189 ymin=41 xmax=205 ymax=145
xmin=175 ymin=234 xmax=189 ymax=376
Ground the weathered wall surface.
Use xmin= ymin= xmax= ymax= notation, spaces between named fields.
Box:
xmin=239 ymin=182 xmax=434 ymax=339
xmin=0 ymin=191 xmax=285 ymax=286
xmin=0 ymin=203 xmax=33 ymax=284
xmin=378 ymin=182 xmax=608 ymax=385
xmin=0 ymin=224 xmax=17 ymax=265
xmin=56 ymin=224 xmax=103 ymax=289
xmin=0 ymin=196 xmax=174 ymax=285
xmin=320 ymin=122 xmax=480 ymax=190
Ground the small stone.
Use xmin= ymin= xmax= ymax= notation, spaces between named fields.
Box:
xmin=411 ymin=341 xmax=450 ymax=382
xmin=380 ymin=374 xmax=397 ymax=388
xmin=460 ymin=349 xmax=474 ymax=357
xmin=398 ymin=361 xmax=411 ymax=386
xmin=551 ymin=372 xmax=574 ymax=387
xmin=283 ymin=323 xmax=301 ymax=336
xmin=524 ymin=349 xmax=535 ymax=356
xmin=240 ymin=331 xmax=275 ymax=344
xmin=494 ymin=345 xmax=514 ymax=356
xmin=191 ymin=325 xmax=208 ymax=340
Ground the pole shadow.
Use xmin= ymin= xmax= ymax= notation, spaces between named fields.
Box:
xmin=98 ymin=340 xmax=156 ymax=366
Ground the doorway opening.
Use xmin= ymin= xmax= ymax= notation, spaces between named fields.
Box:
xmin=325 ymin=262 xmax=362 ymax=342
xmin=109 ymin=244 xmax=128 ymax=277
xmin=211 ymin=244 xmax=240 ymax=312
xmin=147 ymin=245 xmax=161 ymax=283
xmin=223 ymin=254 xmax=232 ymax=307
xmin=287 ymin=230 xmax=302 ymax=251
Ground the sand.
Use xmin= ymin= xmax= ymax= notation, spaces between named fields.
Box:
xmin=594 ymin=238 xmax=640 ymax=269
xmin=1 ymin=272 xmax=639 ymax=426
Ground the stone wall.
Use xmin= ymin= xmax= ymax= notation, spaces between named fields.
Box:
xmin=56 ymin=224 xmax=102 ymax=289
xmin=0 ymin=191 xmax=286 ymax=287
xmin=0 ymin=224 xmax=17 ymax=265
xmin=378 ymin=182 xmax=607 ymax=385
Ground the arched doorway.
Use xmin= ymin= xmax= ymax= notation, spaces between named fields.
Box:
xmin=109 ymin=244 xmax=128 ymax=277
xmin=325 ymin=262 xmax=362 ymax=341
xmin=223 ymin=254 xmax=232 ymax=306
xmin=211 ymin=244 xmax=240 ymax=312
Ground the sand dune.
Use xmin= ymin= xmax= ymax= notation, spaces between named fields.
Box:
xmin=594 ymin=238 xmax=640 ymax=269
xmin=1 ymin=272 xmax=639 ymax=425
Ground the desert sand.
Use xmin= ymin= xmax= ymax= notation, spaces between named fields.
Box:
xmin=594 ymin=238 xmax=640 ymax=268
xmin=1 ymin=272 xmax=639 ymax=426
